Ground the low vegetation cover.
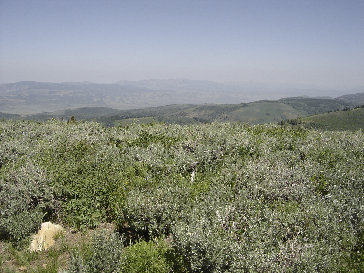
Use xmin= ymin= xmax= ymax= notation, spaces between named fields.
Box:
xmin=0 ymin=119 xmax=363 ymax=272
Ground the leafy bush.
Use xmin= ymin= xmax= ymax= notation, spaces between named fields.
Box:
xmin=68 ymin=233 xmax=183 ymax=273
xmin=34 ymin=124 xmax=126 ymax=229
xmin=120 ymin=238 xmax=173 ymax=273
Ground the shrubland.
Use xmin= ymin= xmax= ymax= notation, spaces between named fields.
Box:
xmin=0 ymin=119 xmax=363 ymax=272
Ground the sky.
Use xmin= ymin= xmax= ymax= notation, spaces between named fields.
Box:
xmin=1 ymin=0 xmax=363 ymax=89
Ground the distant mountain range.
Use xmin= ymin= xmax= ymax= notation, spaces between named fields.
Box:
xmin=1 ymin=79 xmax=361 ymax=114
xmin=1 ymin=93 xmax=363 ymax=128
xmin=1 ymin=80 xmax=364 ymax=129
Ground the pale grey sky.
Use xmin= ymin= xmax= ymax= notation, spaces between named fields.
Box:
xmin=1 ymin=0 xmax=363 ymax=89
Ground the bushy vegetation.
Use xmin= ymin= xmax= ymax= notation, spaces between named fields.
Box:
xmin=0 ymin=119 xmax=363 ymax=272
xmin=68 ymin=231 xmax=124 ymax=273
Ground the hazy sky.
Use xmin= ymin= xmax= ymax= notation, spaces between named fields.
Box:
xmin=1 ymin=0 xmax=363 ymax=88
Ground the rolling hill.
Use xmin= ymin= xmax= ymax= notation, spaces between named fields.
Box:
xmin=16 ymin=96 xmax=353 ymax=127
xmin=282 ymin=106 xmax=364 ymax=131
xmin=95 ymin=97 xmax=354 ymax=126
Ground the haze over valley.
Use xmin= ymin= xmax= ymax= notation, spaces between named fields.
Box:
xmin=1 ymin=79 xmax=363 ymax=115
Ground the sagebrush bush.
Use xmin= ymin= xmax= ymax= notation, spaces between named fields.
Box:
xmin=0 ymin=162 xmax=55 ymax=245
xmin=117 ymin=180 xmax=191 ymax=239
xmin=68 ymin=231 xmax=124 ymax=273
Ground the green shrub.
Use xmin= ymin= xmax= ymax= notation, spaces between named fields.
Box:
xmin=117 ymin=181 xmax=191 ymax=239
xmin=121 ymin=239 xmax=172 ymax=273
xmin=37 ymin=136 xmax=125 ymax=229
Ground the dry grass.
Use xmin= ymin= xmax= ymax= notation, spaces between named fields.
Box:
xmin=0 ymin=223 xmax=116 ymax=273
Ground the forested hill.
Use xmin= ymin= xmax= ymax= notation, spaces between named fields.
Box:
xmin=281 ymin=106 xmax=364 ymax=131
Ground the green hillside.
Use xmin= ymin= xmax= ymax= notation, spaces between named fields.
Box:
xmin=302 ymin=107 xmax=364 ymax=131
xmin=1 ymin=120 xmax=363 ymax=272
xmin=97 ymin=97 xmax=351 ymax=126
xmin=282 ymin=106 xmax=364 ymax=131
xmin=279 ymin=97 xmax=350 ymax=114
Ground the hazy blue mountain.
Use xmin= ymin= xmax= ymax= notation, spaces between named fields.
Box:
xmin=0 ymin=81 xmax=168 ymax=114
xmin=118 ymin=78 xmax=238 ymax=92
xmin=0 ymin=80 xmax=255 ymax=114
xmin=1 ymin=80 xmax=362 ymax=115
xmin=0 ymin=112 xmax=21 ymax=119
xmin=336 ymin=92 xmax=364 ymax=106
xmin=117 ymin=79 xmax=358 ymax=98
